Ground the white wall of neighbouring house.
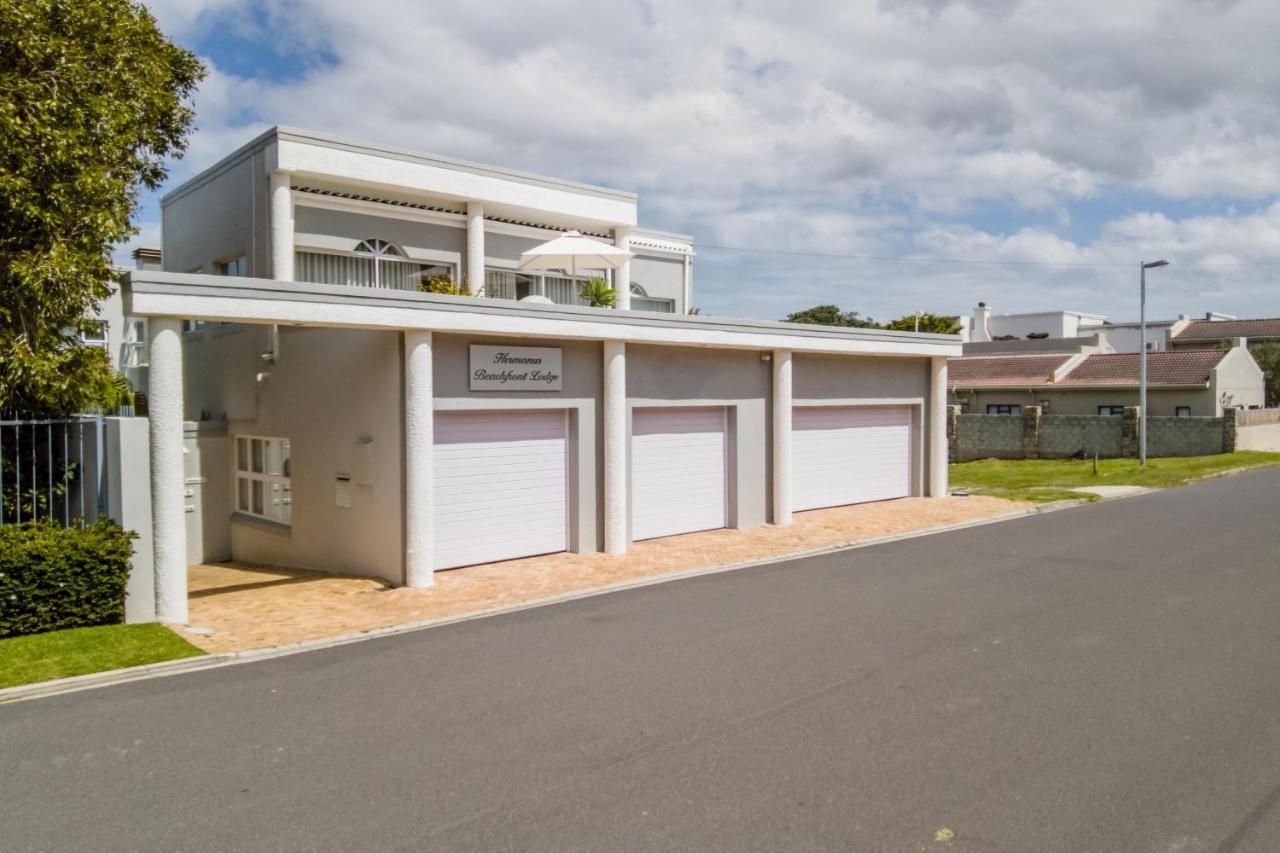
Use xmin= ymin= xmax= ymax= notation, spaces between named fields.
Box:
xmin=162 ymin=146 xmax=271 ymax=277
xmin=629 ymin=255 xmax=686 ymax=312
xmin=1212 ymin=343 xmax=1266 ymax=413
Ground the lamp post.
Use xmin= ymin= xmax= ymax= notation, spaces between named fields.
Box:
xmin=1139 ymin=259 xmax=1170 ymax=465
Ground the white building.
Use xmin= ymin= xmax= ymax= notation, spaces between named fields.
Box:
xmin=119 ymin=126 xmax=961 ymax=624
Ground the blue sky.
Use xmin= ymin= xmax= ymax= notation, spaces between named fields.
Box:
xmin=132 ymin=0 xmax=1280 ymax=323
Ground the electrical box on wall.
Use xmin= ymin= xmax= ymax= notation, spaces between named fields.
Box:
xmin=352 ymin=437 xmax=375 ymax=486
xmin=335 ymin=473 xmax=352 ymax=508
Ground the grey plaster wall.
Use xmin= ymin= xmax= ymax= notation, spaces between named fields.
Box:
xmin=629 ymin=256 xmax=685 ymax=309
xmin=293 ymin=205 xmax=464 ymax=266
xmin=105 ymin=418 xmax=154 ymax=623
xmin=162 ymin=148 xmax=270 ymax=276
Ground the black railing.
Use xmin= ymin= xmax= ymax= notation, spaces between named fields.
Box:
xmin=0 ymin=416 xmax=107 ymax=528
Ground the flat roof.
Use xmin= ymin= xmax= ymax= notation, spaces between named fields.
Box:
xmin=125 ymin=271 xmax=960 ymax=358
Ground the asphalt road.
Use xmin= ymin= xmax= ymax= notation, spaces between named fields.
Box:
xmin=5 ymin=470 xmax=1280 ymax=852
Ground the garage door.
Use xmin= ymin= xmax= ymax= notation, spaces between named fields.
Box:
xmin=793 ymin=406 xmax=912 ymax=511
xmin=631 ymin=407 xmax=727 ymax=541
xmin=433 ymin=410 xmax=568 ymax=570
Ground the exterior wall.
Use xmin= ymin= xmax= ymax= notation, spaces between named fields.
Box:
xmin=181 ymin=324 xmax=272 ymax=421
xmin=162 ymin=146 xmax=271 ymax=276
xmin=954 ymin=415 xmax=1024 ymax=461
xmin=104 ymin=417 xmax=155 ymax=623
xmin=185 ymin=422 xmax=231 ymax=565
xmin=954 ymin=388 xmax=1216 ymax=416
xmin=1037 ymin=415 xmax=1124 ymax=458
xmin=1146 ymin=416 xmax=1226 ymax=456
xmin=985 ymin=311 xmax=1104 ymax=341
xmin=218 ymin=328 xmax=406 ymax=582
xmin=431 ymin=333 xmax=603 ymax=554
xmin=627 ymin=345 xmax=770 ymax=531
xmin=629 ymin=255 xmax=685 ymax=311
xmin=293 ymin=204 xmax=465 ymax=268
xmin=1212 ymin=346 xmax=1266 ymax=412
xmin=1098 ymin=324 xmax=1173 ymax=353
xmin=1236 ymin=422 xmax=1280 ymax=451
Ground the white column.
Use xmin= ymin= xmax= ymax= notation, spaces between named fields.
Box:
xmin=772 ymin=349 xmax=793 ymax=526
xmin=147 ymin=318 xmax=188 ymax=624
xmin=466 ymin=202 xmax=485 ymax=295
xmin=269 ymin=171 xmax=294 ymax=281
xmin=404 ymin=330 xmax=435 ymax=587
xmin=614 ymin=228 xmax=631 ymax=311
xmin=603 ymin=341 xmax=628 ymax=554
xmin=929 ymin=357 xmax=949 ymax=498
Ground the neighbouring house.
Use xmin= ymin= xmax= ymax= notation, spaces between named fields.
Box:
xmin=1170 ymin=316 xmax=1280 ymax=349
xmin=120 ymin=126 xmax=960 ymax=624
xmin=947 ymin=340 xmax=1264 ymax=416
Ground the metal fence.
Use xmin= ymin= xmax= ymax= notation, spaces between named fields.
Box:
xmin=0 ymin=416 xmax=107 ymax=528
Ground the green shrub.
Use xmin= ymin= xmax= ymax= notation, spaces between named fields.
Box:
xmin=418 ymin=274 xmax=471 ymax=296
xmin=0 ymin=521 xmax=135 ymax=638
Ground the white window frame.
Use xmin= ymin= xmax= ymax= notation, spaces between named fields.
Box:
xmin=217 ymin=254 xmax=247 ymax=277
xmin=80 ymin=320 xmax=108 ymax=350
xmin=235 ymin=435 xmax=292 ymax=525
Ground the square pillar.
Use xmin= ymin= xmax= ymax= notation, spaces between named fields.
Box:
xmin=404 ymin=330 xmax=435 ymax=586
xmin=772 ymin=349 xmax=793 ymax=526
xmin=929 ymin=357 xmax=949 ymax=498
xmin=603 ymin=341 xmax=628 ymax=554
xmin=147 ymin=317 xmax=188 ymax=623
xmin=614 ymin=228 xmax=631 ymax=311
xmin=466 ymin=202 xmax=485 ymax=295
xmin=269 ymin=171 xmax=294 ymax=281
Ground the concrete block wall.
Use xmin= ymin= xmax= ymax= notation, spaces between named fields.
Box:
xmin=949 ymin=405 xmax=1231 ymax=461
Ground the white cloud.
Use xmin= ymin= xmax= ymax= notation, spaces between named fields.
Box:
xmin=126 ymin=0 xmax=1280 ymax=321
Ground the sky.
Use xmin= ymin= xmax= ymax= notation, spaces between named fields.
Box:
xmin=130 ymin=0 xmax=1280 ymax=323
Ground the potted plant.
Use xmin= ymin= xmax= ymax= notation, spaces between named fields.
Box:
xmin=579 ymin=276 xmax=617 ymax=308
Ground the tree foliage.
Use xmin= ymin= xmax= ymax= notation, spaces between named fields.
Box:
xmin=882 ymin=312 xmax=962 ymax=334
xmin=1249 ymin=341 xmax=1280 ymax=407
xmin=783 ymin=304 xmax=879 ymax=328
xmin=0 ymin=0 xmax=204 ymax=415
xmin=579 ymin=276 xmax=618 ymax=308
xmin=784 ymin=305 xmax=961 ymax=335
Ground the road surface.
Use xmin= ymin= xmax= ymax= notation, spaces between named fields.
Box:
xmin=4 ymin=469 xmax=1280 ymax=852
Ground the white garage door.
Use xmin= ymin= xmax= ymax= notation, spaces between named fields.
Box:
xmin=793 ymin=406 xmax=912 ymax=511
xmin=433 ymin=410 xmax=568 ymax=570
xmin=631 ymin=407 xmax=727 ymax=541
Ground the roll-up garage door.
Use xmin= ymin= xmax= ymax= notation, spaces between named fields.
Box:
xmin=631 ymin=407 xmax=727 ymax=541
xmin=433 ymin=410 xmax=568 ymax=570
xmin=793 ymin=406 xmax=912 ymax=511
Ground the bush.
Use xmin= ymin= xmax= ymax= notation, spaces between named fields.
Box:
xmin=418 ymin=274 xmax=471 ymax=296
xmin=0 ymin=521 xmax=135 ymax=638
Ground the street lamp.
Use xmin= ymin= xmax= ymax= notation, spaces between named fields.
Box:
xmin=1139 ymin=259 xmax=1170 ymax=465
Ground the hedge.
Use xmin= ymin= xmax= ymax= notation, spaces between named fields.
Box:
xmin=0 ymin=521 xmax=135 ymax=638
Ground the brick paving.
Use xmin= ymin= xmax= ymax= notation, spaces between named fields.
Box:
xmin=176 ymin=496 xmax=1027 ymax=653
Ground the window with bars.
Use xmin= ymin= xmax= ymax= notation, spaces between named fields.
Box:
xmin=235 ymin=435 xmax=291 ymax=525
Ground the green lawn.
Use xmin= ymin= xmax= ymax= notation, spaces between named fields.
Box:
xmin=0 ymin=624 xmax=205 ymax=690
xmin=951 ymin=451 xmax=1280 ymax=504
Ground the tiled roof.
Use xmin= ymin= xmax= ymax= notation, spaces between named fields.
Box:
xmin=947 ymin=355 xmax=1072 ymax=388
xmin=1174 ymin=318 xmax=1280 ymax=341
xmin=949 ymin=350 xmax=1226 ymax=389
xmin=1055 ymin=351 xmax=1224 ymax=387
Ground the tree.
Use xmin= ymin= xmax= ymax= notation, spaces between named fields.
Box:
xmin=882 ymin=312 xmax=962 ymax=334
xmin=783 ymin=304 xmax=879 ymax=327
xmin=0 ymin=0 xmax=204 ymax=415
xmin=1249 ymin=341 xmax=1280 ymax=407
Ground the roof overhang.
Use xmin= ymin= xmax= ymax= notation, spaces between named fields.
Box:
xmin=125 ymin=272 xmax=961 ymax=358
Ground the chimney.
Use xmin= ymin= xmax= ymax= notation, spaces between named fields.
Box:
xmin=131 ymin=246 xmax=163 ymax=271
xmin=971 ymin=302 xmax=992 ymax=343
xmin=1231 ymin=336 xmax=1248 ymax=349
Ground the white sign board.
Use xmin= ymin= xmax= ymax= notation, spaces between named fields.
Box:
xmin=469 ymin=345 xmax=563 ymax=391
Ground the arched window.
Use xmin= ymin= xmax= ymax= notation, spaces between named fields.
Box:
xmin=629 ymin=283 xmax=648 ymax=296
xmin=354 ymin=239 xmax=404 ymax=258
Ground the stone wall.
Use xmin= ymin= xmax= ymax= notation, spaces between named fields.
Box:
xmin=949 ymin=405 xmax=1231 ymax=461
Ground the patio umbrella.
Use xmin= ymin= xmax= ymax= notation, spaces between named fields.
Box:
xmin=518 ymin=230 xmax=633 ymax=277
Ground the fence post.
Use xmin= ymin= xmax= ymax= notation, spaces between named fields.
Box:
xmin=1222 ymin=407 xmax=1238 ymax=453
xmin=946 ymin=405 xmax=960 ymax=463
xmin=1122 ymin=406 xmax=1141 ymax=458
xmin=1022 ymin=405 xmax=1043 ymax=459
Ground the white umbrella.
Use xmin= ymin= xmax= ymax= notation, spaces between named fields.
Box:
xmin=518 ymin=230 xmax=633 ymax=277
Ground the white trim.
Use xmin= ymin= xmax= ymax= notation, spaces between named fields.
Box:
xmin=293 ymin=191 xmax=465 ymax=228
xmin=603 ymin=341 xmax=627 ymax=554
xmin=929 ymin=357 xmax=948 ymax=498
xmin=772 ymin=349 xmax=793 ymax=527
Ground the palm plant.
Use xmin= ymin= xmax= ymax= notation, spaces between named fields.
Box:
xmin=579 ymin=277 xmax=618 ymax=308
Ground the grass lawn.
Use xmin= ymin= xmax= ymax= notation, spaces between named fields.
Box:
xmin=0 ymin=624 xmax=205 ymax=690
xmin=951 ymin=451 xmax=1280 ymax=504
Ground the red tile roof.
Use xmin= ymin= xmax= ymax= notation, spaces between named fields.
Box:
xmin=949 ymin=350 xmax=1226 ymax=389
xmin=1174 ymin=318 xmax=1280 ymax=341
xmin=947 ymin=355 xmax=1071 ymax=388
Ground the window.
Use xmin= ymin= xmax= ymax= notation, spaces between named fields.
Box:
xmin=236 ymin=436 xmax=291 ymax=525
xmin=80 ymin=320 xmax=108 ymax=350
xmin=1097 ymin=405 xmax=1126 ymax=417
xmin=218 ymin=255 xmax=247 ymax=277
xmin=629 ymin=283 xmax=676 ymax=313
xmin=485 ymin=269 xmax=538 ymax=300
xmin=295 ymin=239 xmax=453 ymax=291
xmin=122 ymin=318 xmax=147 ymax=367
xmin=1176 ymin=406 xmax=1192 ymax=417
xmin=986 ymin=404 xmax=1022 ymax=415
